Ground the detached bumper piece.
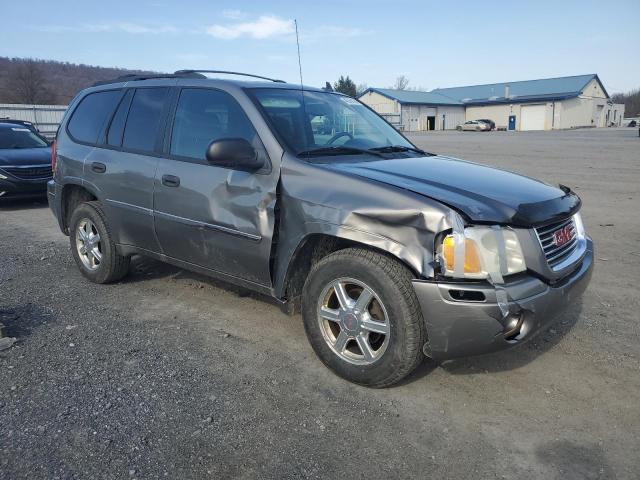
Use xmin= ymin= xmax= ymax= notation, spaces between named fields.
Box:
xmin=413 ymin=239 xmax=593 ymax=361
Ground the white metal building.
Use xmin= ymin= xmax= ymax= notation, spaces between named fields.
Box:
xmin=360 ymin=74 xmax=625 ymax=132
xmin=357 ymin=88 xmax=465 ymax=132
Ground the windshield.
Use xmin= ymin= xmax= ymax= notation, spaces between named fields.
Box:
xmin=0 ymin=127 xmax=48 ymax=149
xmin=249 ymin=88 xmax=415 ymax=157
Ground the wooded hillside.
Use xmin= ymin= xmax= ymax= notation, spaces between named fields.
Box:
xmin=2 ymin=56 xmax=639 ymax=116
xmin=0 ymin=57 xmax=154 ymax=105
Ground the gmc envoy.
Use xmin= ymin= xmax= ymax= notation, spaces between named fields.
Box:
xmin=48 ymin=71 xmax=593 ymax=387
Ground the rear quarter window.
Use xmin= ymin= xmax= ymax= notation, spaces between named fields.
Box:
xmin=67 ymin=90 xmax=122 ymax=144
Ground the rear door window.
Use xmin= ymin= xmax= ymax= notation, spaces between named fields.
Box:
xmin=67 ymin=90 xmax=122 ymax=144
xmin=122 ymin=88 xmax=169 ymax=153
xmin=170 ymin=88 xmax=258 ymax=160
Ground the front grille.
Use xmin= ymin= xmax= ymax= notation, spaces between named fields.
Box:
xmin=535 ymin=216 xmax=579 ymax=268
xmin=2 ymin=165 xmax=52 ymax=180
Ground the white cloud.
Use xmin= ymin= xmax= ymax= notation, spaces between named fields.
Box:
xmin=206 ymin=15 xmax=294 ymax=40
xmin=306 ymin=25 xmax=369 ymax=39
xmin=112 ymin=23 xmax=178 ymax=34
xmin=37 ymin=17 xmax=369 ymax=43
xmin=37 ymin=23 xmax=178 ymax=35
xmin=221 ymin=9 xmax=245 ymax=20
xmin=293 ymin=25 xmax=372 ymax=45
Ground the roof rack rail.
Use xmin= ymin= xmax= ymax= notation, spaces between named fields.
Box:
xmin=173 ymin=70 xmax=286 ymax=83
xmin=92 ymin=72 xmax=206 ymax=87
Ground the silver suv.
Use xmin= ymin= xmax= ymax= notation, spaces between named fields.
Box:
xmin=48 ymin=70 xmax=593 ymax=387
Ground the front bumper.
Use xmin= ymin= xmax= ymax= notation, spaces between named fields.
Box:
xmin=0 ymin=175 xmax=50 ymax=198
xmin=413 ymin=238 xmax=594 ymax=360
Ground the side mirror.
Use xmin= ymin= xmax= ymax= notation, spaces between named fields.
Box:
xmin=205 ymin=138 xmax=263 ymax=172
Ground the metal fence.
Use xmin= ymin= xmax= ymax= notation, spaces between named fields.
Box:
xmin=0 ymin=103 xmax=68 ymax=139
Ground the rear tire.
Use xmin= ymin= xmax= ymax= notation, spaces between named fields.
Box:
xmin=69 ymin=201 xmax=130 ymax=284
xmin=302 ymin=248 xmax=426 ymax=388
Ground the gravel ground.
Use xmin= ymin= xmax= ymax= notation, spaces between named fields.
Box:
xmin=1 ymin=128 xmax=639 ymax=479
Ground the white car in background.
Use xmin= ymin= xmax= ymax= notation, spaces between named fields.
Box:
xmin=457 ymin=120 xmax=491 ymax=132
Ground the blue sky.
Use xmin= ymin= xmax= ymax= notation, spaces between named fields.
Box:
xmin=2 ymin=0 xmax=639 ymax=93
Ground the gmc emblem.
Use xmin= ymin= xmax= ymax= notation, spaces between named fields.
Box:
xmin=553 ymin=225 xmax=573 ymax=247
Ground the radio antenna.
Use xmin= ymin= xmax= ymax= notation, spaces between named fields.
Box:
xmin=294 ymin=19 xmax=304 ymax=90
xmin=294 ymin=19 xmax=309 ymax=157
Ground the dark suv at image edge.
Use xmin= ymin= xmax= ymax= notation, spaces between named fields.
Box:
xmin=47 ymin=71 xmax=594 ymax=387
xmin=0 ymin=122 xmax=52 ymax=199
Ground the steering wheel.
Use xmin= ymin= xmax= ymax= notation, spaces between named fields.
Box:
xmin=327 ymin=132 xmax=354 ymax=145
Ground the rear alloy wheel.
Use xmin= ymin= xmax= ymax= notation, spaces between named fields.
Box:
xmin=69 ymin=201 xmax=130 ymax=284
xmin=75 ymin=218 xmax=103 ymax=270
xmin=302 ymin=248 xmax=426 ymax=388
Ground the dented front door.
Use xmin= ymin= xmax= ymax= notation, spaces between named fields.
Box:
xmin=153 ymin=87 xmax=278 ymax=287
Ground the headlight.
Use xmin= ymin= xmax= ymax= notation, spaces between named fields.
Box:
xmin=573 ymin=212 xmax=586 ymax=238
xmin=0 ymin=173 xmax=7 ymax=180
xmin=438 ymin=226 xmax=526 ymax=279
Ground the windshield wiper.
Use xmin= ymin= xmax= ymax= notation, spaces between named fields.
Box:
xmin=369 ymin=145 xmax=428 ymax=155
xmin=297 ymin=146 xmax=385 ymax=158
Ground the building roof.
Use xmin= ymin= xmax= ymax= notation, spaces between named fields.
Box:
xmin=432 ymin=74 xmax=606 ymax=105
xmin=359 ymin=88 xmax=463 ymax=106
xmin=360 ymin=74 xmax=607 ymax=107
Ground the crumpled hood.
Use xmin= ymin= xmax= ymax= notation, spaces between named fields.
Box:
xmin=0 ymin=147 xmax=52 ymax=166
xmin=321 ymin=155 xmax=580 ymax=226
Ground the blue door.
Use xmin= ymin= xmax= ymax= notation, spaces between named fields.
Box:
xmin=508 ymin=115 xmax=516 ymax=130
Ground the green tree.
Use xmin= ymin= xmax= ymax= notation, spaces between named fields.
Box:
xmin=333 ymin=76 xmax=357 ymax=97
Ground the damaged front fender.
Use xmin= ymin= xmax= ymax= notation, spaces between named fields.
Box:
xmin=272 ymin=154 xmax=455 ymax=298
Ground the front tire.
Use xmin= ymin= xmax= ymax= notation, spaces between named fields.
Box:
xmin=69 ymin=201 xmax=130 ymax=284
xmin=302 ymin=248 xmax=426 ymax=388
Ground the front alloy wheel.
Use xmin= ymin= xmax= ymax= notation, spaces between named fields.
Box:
xmin=302 ymin=248 xmax=426 ymax=388
xmin=317 ymin=278 xmax=390 ymax=365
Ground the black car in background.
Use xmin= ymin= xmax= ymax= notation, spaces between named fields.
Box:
xmin=478 ymin=118 xmax=496 ymax=130
xmin=0 ymin=118 xmax=41 ymax=135
xmin=0 ymin=122 xmax=52 ymax=199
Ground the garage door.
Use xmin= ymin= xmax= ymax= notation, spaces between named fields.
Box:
xmin=520 ymin=104 xmax=546 ymax=131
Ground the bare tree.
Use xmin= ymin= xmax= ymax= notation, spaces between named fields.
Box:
xmin=5 ymin=60 xmax=56 ymax=104
xmin=0 ymin=56 xmax=157 ymax=104
xmin=356 ymin=83 xmax=368 ymax=96
xmin=393 ymin=75 xmax=410 ymax=90
xmin=612 ymin=88 xmax=640 ymax=116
